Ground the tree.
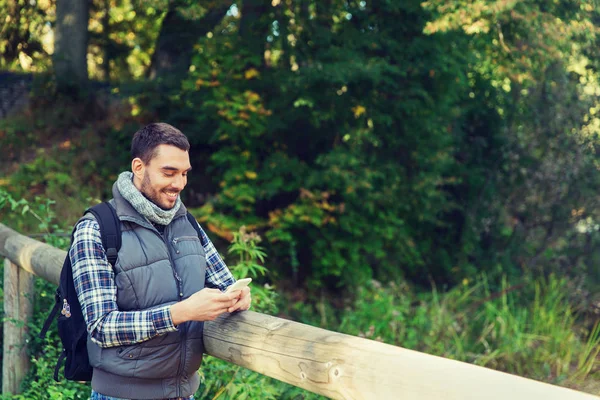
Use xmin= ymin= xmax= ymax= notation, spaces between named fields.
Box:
xmin=148 ymin=1 xmax=234 ymax=82
xmin=53 ymin=0 xmax=90 ymax=95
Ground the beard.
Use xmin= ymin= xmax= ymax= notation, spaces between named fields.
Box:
xmin=140 ymin=171 xmax=178 ymax=210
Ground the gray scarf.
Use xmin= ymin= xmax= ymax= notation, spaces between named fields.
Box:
xmin=116 ymin=171 xmax=181 ymax=225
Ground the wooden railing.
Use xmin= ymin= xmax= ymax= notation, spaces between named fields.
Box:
xmin=0 ymin=222 xmax=598 ymax=399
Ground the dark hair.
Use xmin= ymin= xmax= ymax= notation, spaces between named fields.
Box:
xmin=131 ymin=123 xmax=190 ymax=164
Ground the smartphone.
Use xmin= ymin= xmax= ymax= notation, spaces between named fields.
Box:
xmin=225 ymin=278 xmax=252 ymax=293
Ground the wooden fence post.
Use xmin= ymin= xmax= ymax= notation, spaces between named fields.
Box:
xmin=2 ymin=258 xmax=34 ymax=395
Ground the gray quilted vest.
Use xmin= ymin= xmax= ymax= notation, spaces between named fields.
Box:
xmin=87 ymin=184 xmax=207 ymax=399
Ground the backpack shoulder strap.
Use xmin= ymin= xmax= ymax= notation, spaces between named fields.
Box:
xmin=186 ymin=212 xmax=203 ymax=241
xmin=86 ymin=202 xmax=121 ymax=267
xmin=39 ymin=202 xmax=121 ymax=342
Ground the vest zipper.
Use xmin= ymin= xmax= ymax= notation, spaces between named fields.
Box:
xmin=123 ymin=215 xmax=192 ymax=395
xmin=177 ymin=323 xmax=187 ymax=396
xmin=158 ymin=226 xmax=187 ymax=396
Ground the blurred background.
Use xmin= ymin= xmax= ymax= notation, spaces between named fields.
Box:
xmin=0 ymin=0 xmax=599 ymax=398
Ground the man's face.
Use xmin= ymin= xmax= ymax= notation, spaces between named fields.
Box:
xmin=134 ymin=144 xmax=192 ymax=210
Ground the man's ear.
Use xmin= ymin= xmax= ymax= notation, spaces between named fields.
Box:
xmin=131 ymin=157 xmax=145 ymax=179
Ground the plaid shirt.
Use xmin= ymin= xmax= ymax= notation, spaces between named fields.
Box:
xmin=70 ymin=217 xmax=235 ymax=348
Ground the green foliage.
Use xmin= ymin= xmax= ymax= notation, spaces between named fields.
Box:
xmin=88 ymin=0 xmax=165 ymax=81
xmin=0 ymin=98 xmax=136 ymax=225
xmin=420 ymin=0 xmax=600 ymax=288
xmin=285 ymin=274 xmax=600 ymax=388
xmin=226 ymin=225 xmax=277 ymax=315
xmin=0 ymin=188 xmax=69 ymax=248
xmin=0 ymin=0 xmax=54 ymax=71
xmin=176 ymin=1 xmax=469 ymax=288
xmin=161 ymin=0 xmax=599 ymax=293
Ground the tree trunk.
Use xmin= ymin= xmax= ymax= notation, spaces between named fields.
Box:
xmin=148 ymin=2 xmax=234 ymax=83
xmin=53 ymin=0 xmax=90 ymax=95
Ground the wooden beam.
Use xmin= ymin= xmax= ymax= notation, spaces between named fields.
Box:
xmin=0 ymin=223 xmax=62 ymax=285
xmin=3 ymin=258 xmax=34 ymax=395
xmin=204 ymin=311 xmax=598 ymax=400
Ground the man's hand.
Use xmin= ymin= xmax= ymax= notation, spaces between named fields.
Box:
xmin=227 ymin=286 xmax=251 ymax=313
xmin=170 ymin=288 xmax=239 ymax=325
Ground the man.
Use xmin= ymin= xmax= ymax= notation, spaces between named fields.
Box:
xmin=70 ymin=123 xmax=251 ymax=400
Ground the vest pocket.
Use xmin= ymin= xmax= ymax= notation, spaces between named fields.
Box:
xmin=116 ymin=345 xmax=142 ymax=360
xmin=112 ymin=340 xmax=181 ymax=379
xmin=171 ymin=236 xmax=205 ymax=260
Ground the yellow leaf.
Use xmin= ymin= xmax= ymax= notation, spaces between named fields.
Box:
xmin=246 ymin=91 xmax=260 ymax=101
xmin=352 ymin=105 xmax=366 ymax=118
xmin=245 ymin=68 xmax=260 ymax=80
xmin=245 ymin=171 xmax=258 ymax=179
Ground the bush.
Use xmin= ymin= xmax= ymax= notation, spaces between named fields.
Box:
xmin=291 ymin=274 xmax=600 ymax=388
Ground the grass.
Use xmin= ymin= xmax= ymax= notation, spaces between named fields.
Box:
xmin=283 ymin=275 xmax=600 ymax=395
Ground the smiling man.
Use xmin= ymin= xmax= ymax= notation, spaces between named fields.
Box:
xmin=69 ymin=123 xmax=251 ymax=400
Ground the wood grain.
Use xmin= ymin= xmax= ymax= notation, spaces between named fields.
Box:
xmin=0 ymin=222 xmax=63 ymax=285
xmin=204 ymin=311 xmax=599 ymax=399
xmin=2 ymin=259 xmax=34 ymax=394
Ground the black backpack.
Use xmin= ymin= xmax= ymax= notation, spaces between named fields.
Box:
xmin=40 ymin=202 xmax=203 ymax=382
xmin=40 ymin=202 xmax=121 ymax=382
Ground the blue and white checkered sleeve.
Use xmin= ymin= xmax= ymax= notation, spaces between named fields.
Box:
xmin=70 ymin=219 xmax=177 ymax=348
xmin=194 ymin=221 xmax=236 ymax=291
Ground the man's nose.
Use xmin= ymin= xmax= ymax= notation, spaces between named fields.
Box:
xmin=172 ymin=175 xmax=186 ymax=190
